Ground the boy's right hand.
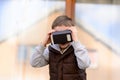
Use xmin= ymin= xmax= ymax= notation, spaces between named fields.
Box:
xmin=41 ymin=30 xmax=56 ymax=47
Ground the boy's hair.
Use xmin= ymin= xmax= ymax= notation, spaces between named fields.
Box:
xmin=52 ymin=15 xmax=75 ymax=29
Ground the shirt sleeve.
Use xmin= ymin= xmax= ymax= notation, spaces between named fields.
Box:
xmin=30 ymin=44 xmax=49 ymax=67
xmin=71 ymin=41 xmax=91 ymax=69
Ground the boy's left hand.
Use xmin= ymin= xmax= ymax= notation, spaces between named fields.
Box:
xmin=68 ymin=26 xmax=78 ymax=41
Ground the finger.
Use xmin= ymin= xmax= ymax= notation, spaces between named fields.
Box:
xmin=48 ymin=30 xmax=56 ymax=35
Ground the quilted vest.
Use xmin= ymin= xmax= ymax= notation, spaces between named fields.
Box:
xmin=48 ymin=45 xmax=86 ymax=80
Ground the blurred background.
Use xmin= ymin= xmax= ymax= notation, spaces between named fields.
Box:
xmin=0 ymin=0 xmax=120 ymax=80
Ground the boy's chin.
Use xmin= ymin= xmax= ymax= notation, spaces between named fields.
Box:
xmin=59 ymin=43 xmax=70 ymax=49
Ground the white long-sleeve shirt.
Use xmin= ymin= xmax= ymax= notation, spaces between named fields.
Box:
xmin=30 ymin=41 xmax=91 ymax=69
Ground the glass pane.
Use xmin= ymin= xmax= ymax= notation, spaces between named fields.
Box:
xmin=75 ymin=1 xmax=120 ymax=80
xmin=0 ymin=0 xmax=65 ymax=80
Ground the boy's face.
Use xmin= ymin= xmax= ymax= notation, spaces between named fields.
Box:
xmin=54 ymin=25 xmax=70 ymax=49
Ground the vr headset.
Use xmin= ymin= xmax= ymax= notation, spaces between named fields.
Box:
xmin=51 ymin=30 xmax=73 ymax=44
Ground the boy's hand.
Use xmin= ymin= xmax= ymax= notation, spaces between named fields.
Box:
xmin=42 ymin=30 xmax=55 ymax=47
xmin=68 ymin=26 xmax=78 ymax=41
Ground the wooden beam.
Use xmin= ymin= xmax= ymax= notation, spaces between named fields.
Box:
xmin=65 ymin=0 xmax=76 ymax=20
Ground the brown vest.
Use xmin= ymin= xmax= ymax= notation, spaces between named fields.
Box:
xmin=48 ymin=45 xmax=86 ymax=80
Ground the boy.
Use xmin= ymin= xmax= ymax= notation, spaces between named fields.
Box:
xmin=30 ymin=15 xmax=91 ymax=80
